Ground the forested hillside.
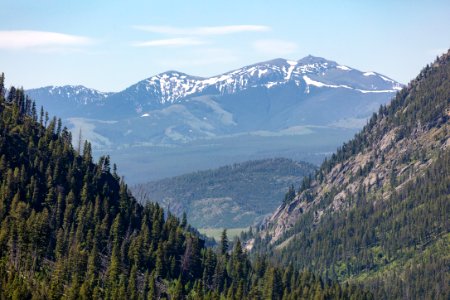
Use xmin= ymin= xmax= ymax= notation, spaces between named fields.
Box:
xmin=0 ymin=73 xmax=370 ymax=299
xmin=133 ymin=158 xmax=316 ymax=228
xmin=252 ymin=51 xmax=450 ymax=299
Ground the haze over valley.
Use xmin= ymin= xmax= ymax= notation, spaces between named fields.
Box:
xmin=27 ymin=56 xmax=402 ymax=182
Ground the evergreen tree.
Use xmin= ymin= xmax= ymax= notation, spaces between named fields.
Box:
xmin=220 ymin=229 xmax=228 ymax=256
xmin=0 ymin=74 xmax=372 ymax=299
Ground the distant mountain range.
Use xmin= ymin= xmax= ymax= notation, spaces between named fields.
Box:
xmin=26 ymin=55 xmax=402 ymax=182
xmin=26 ymin=85 xmax=112 ymax=116
xmin=0 ymin=71 xmax=371 ymax=300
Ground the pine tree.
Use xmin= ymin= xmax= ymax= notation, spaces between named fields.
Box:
xmin=220 ymin=229 xmax=228 ymax=256
xmin=0 ymin=75 xmax=379 ymax=299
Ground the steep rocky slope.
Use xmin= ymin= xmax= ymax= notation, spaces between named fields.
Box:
xmin=264 ymin=51 xmax=449 ymax=243
xmin=252 ymin=50 xmax=450 ymax=299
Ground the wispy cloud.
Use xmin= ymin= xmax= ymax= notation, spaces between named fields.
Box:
xmin=253 ymin=39 xmax=298 ymax=56
xmin=0 ymin=30 xmax=94 ymax=50
xmin=133 ymin=37 xmax=206 ymax=47
xmin=133 ymin=25 xmax=270 ymax=36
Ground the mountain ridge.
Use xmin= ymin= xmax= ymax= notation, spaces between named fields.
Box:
xmin=25 ymin=55 xmax=403 ymax=183
xmin=132 ymin=158 xmax=317 ymax=229
xmin=27 ymin=55 xmax=402 ymax=111
xmin=0 ymin=72 xmax=372 ymax=300
xmin=261 ymin=50 xmax=449 ymax=245
xmin=250 ymin=49 xmax=450 ymax=299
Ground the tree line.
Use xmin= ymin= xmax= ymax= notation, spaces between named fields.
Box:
xmin=0 ymin=72 xmax=370 ymax=299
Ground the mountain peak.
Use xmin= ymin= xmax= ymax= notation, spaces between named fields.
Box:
xmin=298 ymin=55 xmax=337 ymax=66
xmin=27 ymin=55 xmax=402 ymax=117
xmin=154 ymin=70 xmax=203 ymax=79
xmin=253 ymin=50 xmax=450 ymax=298
xmin=257 ymin=58 xmax=289 ymax=67
xmin=31 ymin=84 xmax=111 ymax=96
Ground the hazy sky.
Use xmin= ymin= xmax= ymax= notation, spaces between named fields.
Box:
xmin=1 ymin=0 xmax=449 ymax=91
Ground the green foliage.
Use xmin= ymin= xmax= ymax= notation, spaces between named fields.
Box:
xmin=318 ymin=50 xmax=450 ymax=179
xmin=0 ymin=79 xmax=367 ymax=299
xmin=283 ymin=184 xmax=296 ymax=205
xmin=254 ymin=50 xmax=450 ymax=299
xmin=274 ymin=152 xmax=449 ymax=298
xmin=133 ymin=158 xmax=316 ymax=228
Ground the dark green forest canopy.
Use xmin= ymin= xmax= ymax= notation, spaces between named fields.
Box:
xmin=252 ymin=51 xmax=450 ymax=299
xmin=0 ymin=73 xmax=369 ymax=299
xmin=133 ymin=158 xmax=316 ymax=229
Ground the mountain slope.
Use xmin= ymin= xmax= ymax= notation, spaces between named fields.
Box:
xmin=133 ymin=158 xmax=317 ymax=228
xmin=28 ymin=56 xmax=401 ymax=118
xmin=25 ymin=85 xmax=112 ymax=118
xmin=0 ymin=75 xmax=370 ymax=299
xmin=252 ymin=50 xmax=450 ymax=298
xmin=26 ymin=56 xmax=402 ymax=182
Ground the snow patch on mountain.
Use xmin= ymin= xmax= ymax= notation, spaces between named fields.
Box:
xmin=303 ymin=75 xmax=330 ymax=88
xmin=357 ymin=89 xmax=399 ymax=94
xmin=134 ymin=57 xmax=402 ymax=104
xmin=28 ymin=56 xmax=403 ymax=120
xmin=303 ymin=75 xmax=352 ymax=90
xmin=336 ymin=65 xmax=351 ymax=71
xmin=285 ymin=60 xmax=298 ymax=80
xmin=378 ymin=75 xmax=402 ymax=91
xmin=28 ymin=85 xmax=112 ymax=107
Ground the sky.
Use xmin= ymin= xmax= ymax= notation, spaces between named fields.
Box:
xmin=1 ymin=0 xmax=449 ymax=92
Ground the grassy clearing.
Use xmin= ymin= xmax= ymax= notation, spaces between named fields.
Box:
xmin=198 ymin=227 xmax=249 ymax=241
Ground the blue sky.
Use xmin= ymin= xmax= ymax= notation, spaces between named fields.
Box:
xmin=1 ymin=0 xmax=449 ymax=91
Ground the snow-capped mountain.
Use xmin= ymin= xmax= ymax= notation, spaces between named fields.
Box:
xmin=107 ymin=56 xmax=401 ymax=110
xmin=27 ymin=85 xmax=113 ymax=118
xmin=82 ymin=55 xmax=400 ymax=120
xmin=26 ymin=55 xmax=403 ymax=182
xmin=27 ymin=55 xmax=401 ymax=118
xmin=28 ymin=85 xmax=111 ymax=105
xmin=145 ymin=56 xmax=401 ymax=102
